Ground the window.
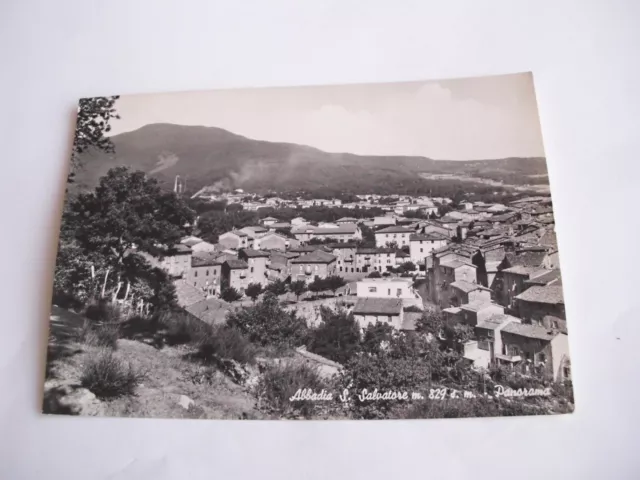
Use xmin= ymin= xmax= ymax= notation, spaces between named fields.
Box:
xmin=524 ymin=352 xmax=532 ymax=361
xmin=487 ymin=330 xmax=494 ymax=338
xmin=206 ymin=270 xmax=209 ymax=276
xmin=387 ymin=316 xmax=392 ymax=323
xmin=420 ymin=248 xmax=423 ymax=253
xmin=339 ymin=267 xmax=343 ymax=272
xmin=388 ymin=289 xmax=391 ymax=295
xmin=508 ymin=345 xmax=520 ymax=357
xmin=368 ymin=287 xmax=377 ymax=293
xmin=538 ymin=353 xmax=547 ymax=363
xmin=194 ymin=271 xmax=198 ymax=277
xmin=250 ymin=267 xmax=254 ymax=273
xmin=396 ymin=288 xmax=402 ymax=297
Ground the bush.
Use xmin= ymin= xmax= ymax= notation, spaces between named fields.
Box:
xmin=198 ymin=326 xmax=256 ymax=365
xmin=78 ymin=320 xmax=120 ymax=349
xmin=158 ymin=311 xmax=211 ymax=346
xmin=84 ymin=300 xmax=122 ymax=323
xmin=221 ymin=286 xmax=242 ymax=302
xmin=367 ymin=271 xmax=382 ymax=278
xmin=80 ymin=350 xmax=145 ymax=399
xmin=256 ymin=362 xmax=326 ymax=418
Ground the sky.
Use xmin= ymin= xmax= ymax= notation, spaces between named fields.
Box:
xmin=107 ymin=72 xmax=546 ymax=160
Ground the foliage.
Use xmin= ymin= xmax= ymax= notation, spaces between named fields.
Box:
xmin=245 ymin=282 xmax=263 ymax=302
xmin=78 ymin=320 xmax=120 ymax=350
xmin=221 ymin=286 xmax=242 ymax=302
xmin=307 ymin=307 xmax=361 ymax=364
xmin=367 ymin=271 xmax=382 ymax=278
xmin=360 ymin=322 xmax=394 ymax=355
xmin=198 ymin=325 xmax=256 ymax=365
xmin=385 ymin=241 xmax=399 ymax=250
xmin=324 ymin=275 xmax=347 ymax=293
xmin=401 ymin=261 xmax=417 ymax=272
xmin=69 ymin=96 xmax=120 ymax=183
xmin=256 ymin=362 xmax=328 ymax=419
xmin=226 ymin=293 xmax=309 ymax=350
xmin=265 ymin=279 xmax=287 ymax=296
xmin=80 ymin=349 xmax=145 ymax=399
xmin=65 ymin=167 xmax=195 ymax=264
xmin=289 ymin=280 xmax=308 ymax=300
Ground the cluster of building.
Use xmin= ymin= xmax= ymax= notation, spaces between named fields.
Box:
xmin=142 ymin=192 xmax=569 ymax=382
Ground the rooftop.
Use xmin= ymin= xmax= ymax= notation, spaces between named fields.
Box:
xmin=261 ymin=216 xmax=279 ymax=222
xmin=515 ymin=285 xmax=565 ymax=305
xmin=376 ymin=226 xmax=413 ymax=234
xmin=476 ymin=314 xmax=521 ymax=330
xmin=450 ymin=280 xmax=489 ymax=293
xmin=502 ymin=265 xmax=545 ymax=277
xmin=440 ymin=259 xmax=476 ymax=269
xmin=224 ymin=258 xmax=249 ymax=269
xmin=410 ymin=233 xmax=449 ymax=242
xmin=191 ymin=252 xmax=223 ymax=267
xmin=290 ymin=250 xmax=337 ymax=264
xmin=168 ymin=244 xmax=192 ymax=255
xmin=352 ymin=297 xmax=403 ymax=316
xmin=239 ymin=248 xmax=270 ymax=258
xmin=356 ymin=248 xmax=395 ymax=255
xmin=460 ymin=300 xmax=501 ymax=313
xmin=502 ymin=322 xmax=560 ymax=341
xmin=525 ymin=269 xmax=562 ymax=286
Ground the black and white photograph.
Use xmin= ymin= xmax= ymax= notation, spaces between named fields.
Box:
xmin=43 ymin=72 xmax=574 ymax=420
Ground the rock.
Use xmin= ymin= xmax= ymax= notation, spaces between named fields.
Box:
xmin=178 ymin=394 xmax=195 ymax=410
xmin=43 ymin=381 xmax=104 ymax=416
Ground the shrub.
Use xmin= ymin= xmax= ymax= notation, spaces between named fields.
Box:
xmin=80 ymin=350 xmax=145 ymax=399
xmin=256 ymin=362 xmax=326 ymax=418
xmin=227 ymin=293 xmax=309 ymax=350
xmin=245 ymin=283 xmax=263 ymax=302
xmin=307 ymin=307 xmax=361 ymax=364
xmin=198 ymin=326 xmax=256 ymax=365
xmin=84 ymin=300 xmax=122 ymax=323
xmin=367 ymin=271 xmax=382 ymax=278
xmin=158 ymin=311 xmax=211 ymax=346
xmin=221 ymin=286 xmax=242 ymax=302
xmin=78 ymin=320 xmax=120 ymax=349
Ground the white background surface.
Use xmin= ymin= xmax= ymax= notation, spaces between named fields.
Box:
xmin=1 ymin=0 xmax=639 ymax=478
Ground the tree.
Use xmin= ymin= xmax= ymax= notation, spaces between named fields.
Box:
xmin=65 ymin=167 xmax=195 ymax=265
xmin=324 ymin=275 xmax=346 ymax=294
xmin=265 ymin=279 xmax=287 ymax=296
xmin=221 ymin=286 xmax=242 ymax=302
xmin=361 ymin=322 xmax=394 ymax=355
xmin=307 ymin=307 xmax=361 ymax=364
xmin=401 ymin=261 xmax=417 ymax=272
xmin=245 ymin=283 xmax=263 ymax=302
xmin=289 ymin=280 xmax=308 ymax=301
xmin=69 ymin=96 xmax=120 ymax=183
xmin=227 ymin=293 xmax=309 ymax=349
xmin=367 ymin=271 xmax=382 ymax=279
xmin=307 ymin=276 xmax=326 ymax=296
xmin=385 ymin=241 xmax=399 ymax=250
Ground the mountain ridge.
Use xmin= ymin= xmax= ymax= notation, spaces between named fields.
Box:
xmin=74 ymin=123 xmax=548 ymax=195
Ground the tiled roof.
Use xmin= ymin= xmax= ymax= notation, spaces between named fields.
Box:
xmin=168 ymin=244 xmax=192 ymax=255
xmin=460 ymin=300 xmax=501 ymax=313
xmin=502 ymin=265 xmax=545 ymax=277
xmin=501 ymin=322 xmax=559 ymax=341
xmin=327 ymin=243 xmax=358 ymax=249
xmin=450 ymin=280 xmax=488 ymax=293
xmin=290 ymin=250 xmax=337 ymax=264
xmin=525 ymin=269 xmax=562 ymax=286
xmin=185 ymin=298 xmax=230 ymax=325
xmin=313 ymin=224 xmax=358 ymax=235
xmin=221 ymin=230 xmax=247 ymax=238
xmin=181 ymin=237 xmax=204 ymax=247
xmin=239 ymin=248 xmax=270 ymax=258
xmin=443 ymin=307 xmax=462 ymax=314
xmin=515 ymin=285 xmax=564 ymax=304
xmin=410 ymin=233 xmax=449 ymax=241
xmin=376 ymin=226 xmax=413 ymax=234
xmin=173 ymin=280 xmax=206 ymax=307
xmin=395 ymin=250 xmax=410 ymax=258
xmin=191 ymin=252 xmax=224 ymax=267
xmin=440 ymin=259 xmax=476 ymax=269
xmin=476 ymin=314 xmax=520 ymax=330
xmin=261 ymin=216 xmax=279 ymax=221
xmin=353 ymin=297 xmax=403 ymax=315
xmin=224 ymin=258 xmax=249 ymax=269
xmin=337 ymin=217 xmax=358 ymax=222
xmin=504 ymin=250 xmax=548 ymax=268
xmin=356 ymin=248 xmax=395 ymax=255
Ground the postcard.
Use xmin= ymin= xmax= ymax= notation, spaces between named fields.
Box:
xmin=43 ymin=72 xmax=573 ymax=419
